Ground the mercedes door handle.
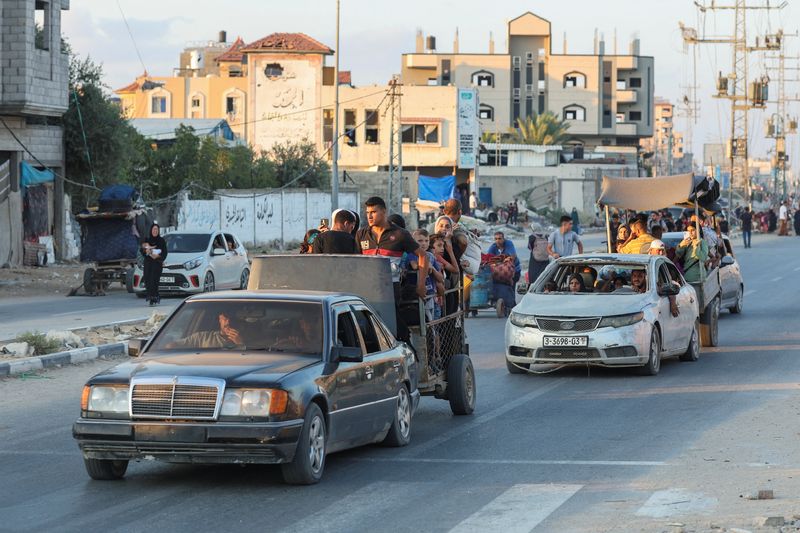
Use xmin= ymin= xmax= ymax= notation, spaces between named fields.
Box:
xmin=392 ymin=360 xmax=401 ymax=368
xmin=365 ymin=366 xmax=374 ymax=379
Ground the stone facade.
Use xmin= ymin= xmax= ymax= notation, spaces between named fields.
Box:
xmin=0 ymin=0 xmax=70 ymax=265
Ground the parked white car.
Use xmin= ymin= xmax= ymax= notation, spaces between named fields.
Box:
xmin=505 ymin=254 xmax=701 ymax=376
xmin=132 ymin=231 xmax=250 ymax=296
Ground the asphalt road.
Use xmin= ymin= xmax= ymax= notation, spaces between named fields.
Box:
xmin=2 ymin=231 xmax=799 ymax=532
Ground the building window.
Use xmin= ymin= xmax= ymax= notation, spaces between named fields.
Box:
xmin=191 ymin=98 xmax=201 ymax=108
xmin=629 ymin=110 xmax=643 ymax=121
xmin=364 ymin=109 xmax=379 ymax=143
xmin=441 ymin=59 xmax=451 ymax=85
xmin=323 ymin=109 xmax=333 ymax=143
xmin=344 ymin=109 xmax=356 ymax=145
xmin=471 ymin=71 xmax=494 ymax=87
xmin=525 ymin=84 xmax=533 ymax=93
xmin=512 ymin=56 xmax=521 ymax=70
xmin=225 ymin=96 xmax=240 ymax=115
xmin=401 ymin=124 xmax=439 ymax=144
xmin=563 ymin=105 xmax=586 ymax=121
xmin=34 ymin=1 xmax=50 ymax=51
xmin=629 ymin=77 xmax=642 ymax=88
xmin=228 ymin=67 xmax=243 ymax=78
xmin=513 ymin=88 xmax=521 ymax=98
xmin=616 ymin=79 xmax=627 ymax=90
xmin=564 ymin=72 xmax=586 ymax=88
xmin=427 ymin=78 xmax=438 ymax=86
xmin=478 ymin=104 xmax=494 ymax=120
xmin=264 ymin=63 xmax=283 ymax=77
xmin=151 ymin=96 xmax=167 ymax=114
xmin=525 ymin=51 xmax=534 ymax=64
xmin=616 ymin=112 xmax=625 ymax=123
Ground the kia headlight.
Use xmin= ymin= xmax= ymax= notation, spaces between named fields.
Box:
xmin=598 ymin=312 xmax=644 ymax=328
xmin=82 ymin=385 xmax=129 ymax=414
xmin=220 ymin=389 xmax=288 ymax=417
xmin=183 ymin=256 xmax=204 ymax=270
xmin=509 ymin=312 xmax=538 ymax=328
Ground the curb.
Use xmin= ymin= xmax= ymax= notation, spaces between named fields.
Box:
xmin=0 ymin=342 xmax=127 ymax=378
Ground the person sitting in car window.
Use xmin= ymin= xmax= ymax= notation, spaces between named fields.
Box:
xmin=272 ymin=317 xmax=321 ymax=354
xmin=567 ymin=274 xmax=587 ymax=293
xmin=631 ymin=269 xmax=648 ymax=294
xmin=166 ymin=313 xmax=244 ymax=349
xmin=675 ymin=224 xmax=709 ymax=283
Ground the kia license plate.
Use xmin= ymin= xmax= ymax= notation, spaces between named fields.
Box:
xmin=543 ymin=336 xmax=588 ymax=347
xmin=159 ymin=276 xmax=175 ymax=283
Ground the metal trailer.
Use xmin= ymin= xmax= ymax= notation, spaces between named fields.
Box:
xmin=249 ymin=254 xmax=477 ymax=416
xmin=72 ymin=211 xmax=140 ymax=296
xmin=598 ymin=173 xmax=722 ymax=347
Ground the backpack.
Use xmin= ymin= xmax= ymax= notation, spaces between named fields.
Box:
xmin=530 ymin=233 xmax=549 ymax=262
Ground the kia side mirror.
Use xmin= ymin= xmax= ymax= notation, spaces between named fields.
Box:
xmin=211 ymin=248 xmax=226 ymax=256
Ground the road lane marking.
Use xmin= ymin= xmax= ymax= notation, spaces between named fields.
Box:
xmin=356 ymin=457 xmax=667 ymax=467
xmin=636 ymin=488 xmax=717 ymax=518
xmin=405 ymin=379 xmax=569 ymax=457
xmin=570 ymin=381 xmax=800 ymax=400
xmin=770 ymin=276 xmax=783 ymax=282
xmin=449 ymin=484 xmax=582 ymax=533
xmin=53 ymin=307 xmax=111 ymax=317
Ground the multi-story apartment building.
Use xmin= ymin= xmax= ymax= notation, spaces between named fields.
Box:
xmin=0 ymin=0 xmax=70 ymax=264
xmin=640 ymin=99 xmax=692 ymax=175
xmin=400 ymin=11 xmax=655 ymax=149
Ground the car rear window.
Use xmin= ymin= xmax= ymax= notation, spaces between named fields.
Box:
xmin=149 ymin=300 xmax=323 ymax=357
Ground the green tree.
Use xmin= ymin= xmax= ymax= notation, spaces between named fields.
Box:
xmin=268 ymin=140 xmax=330 ymax=189
xmin=509 ymin=112 xmax=570 ymax=145
xmin=63 ymin=51 xmax=145 ymax=208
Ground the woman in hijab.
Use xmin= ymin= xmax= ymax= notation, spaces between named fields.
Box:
xmin=142 ymin=223 xmax=167 ymax=306
xmin=300 ymin=229 xmax=320 ymax=254
xmin=567 ymin=274 xmax=587 ymax=293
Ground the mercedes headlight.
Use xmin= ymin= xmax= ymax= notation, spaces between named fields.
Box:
xmin=599 ymin=312 xmax=644 ymax=328
xmin=509 ymin=312 xmax=538 ymax=328
xmin=220 ymin=389 xmax=288 ymax=417
xmin=82 ymin=385 xmax=129 ymax=414
xmin=183 ymin=256 xmax=204 ymax=270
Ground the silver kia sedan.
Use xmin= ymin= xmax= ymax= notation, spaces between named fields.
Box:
xmin=505 ymin=254 xmax=701 ymax=376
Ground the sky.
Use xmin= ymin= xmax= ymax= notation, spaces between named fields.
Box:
xmin=62 ymin=0 xmax=800 ymax=162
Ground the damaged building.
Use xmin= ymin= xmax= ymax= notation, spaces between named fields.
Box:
xmin=0 ymin=0 xmax=70 ymax=266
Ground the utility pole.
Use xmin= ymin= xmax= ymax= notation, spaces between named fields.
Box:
xmin=387 ymin=77 xmax=404 ymax=215
xmin=331 ymin=0 xmax=341 ymax=210
xmin=680 ymin=0 xmax=786 ymax=208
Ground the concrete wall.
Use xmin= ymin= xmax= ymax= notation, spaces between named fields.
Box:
xmin=0 ymin=191 xmax=23 ymax=265
xmin=339 ymin=170 xmax=420 ymax=207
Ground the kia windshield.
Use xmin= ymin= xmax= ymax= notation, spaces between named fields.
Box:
xmin=165 ymin=234 xmax=211 ymax=254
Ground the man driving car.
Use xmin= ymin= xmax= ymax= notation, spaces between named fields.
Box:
xmin=166 ymin=313 xmax=244 ymax=349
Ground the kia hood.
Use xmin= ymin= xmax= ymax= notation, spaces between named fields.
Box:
xmin=515 ymin=292 xmax=650 ymax=318
xmin=161 ymin=252 xmax=208 ymax=267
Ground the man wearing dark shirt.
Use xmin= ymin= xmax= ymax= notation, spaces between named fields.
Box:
xmin=312 ymin=209 xmax=358 ymax=254
xmin=740 ymin=206 xmax=753 ymax=248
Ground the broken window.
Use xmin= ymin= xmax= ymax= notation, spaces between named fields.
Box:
xmin=564 ymin=72 xmax=586 ymax=88
xmin=563 ymin=105 xmax=586 ymax=121
xmin=323 ymin=109 xmax=334 ymax=144
xmin=264 ymin=63 xmax=283 ymax=77
xmin=365 ymin=109 xmax=379 ymax=144
xmin=151 ymin=96 xmax=167 ymax=114
xmin=401 ymin=124 xmax=439 ymax=144
xmin=629 ymin=77 xmax=642 ymax=88
xmin=344 ymin=109 xmax=356 ymax=145
xmin=479 ymin=105 xmax=494 ymax=120
xmin=34 ymin=1 xmax=50 ymax=51
xmin=225 ymin=96 xmax=240 ymax=115
xmin=629 ymin=111 xmax=642 ymax=121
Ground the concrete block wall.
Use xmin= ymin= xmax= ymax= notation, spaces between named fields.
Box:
xmin=0 ymin=116 xmax=63 ymax=164
xmin=0 ymin=0 xmax=69 ymax=114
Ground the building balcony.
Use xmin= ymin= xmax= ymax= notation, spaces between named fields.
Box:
xmin=616 ymin=89 xmax=637 ymax=104
xmin=616 ymin=56 xmax=638 ymax=70
xmin=403 ymin=54 xmax=438 ymax=69
xmin=616 ymin=123 xmax=638 ymax=136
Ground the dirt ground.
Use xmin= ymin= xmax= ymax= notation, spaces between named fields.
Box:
xmin=0 ymin=263 xmax=99 ymax=299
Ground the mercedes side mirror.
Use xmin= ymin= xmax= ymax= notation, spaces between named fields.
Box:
xmin=128 ymin=338 xmax=146 ymax=357
xmin=331 ymin=345 xmax=363 ymax=363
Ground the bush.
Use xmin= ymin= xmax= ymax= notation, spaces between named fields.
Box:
xmin=17 ymin=331 xmax=63 ymax=356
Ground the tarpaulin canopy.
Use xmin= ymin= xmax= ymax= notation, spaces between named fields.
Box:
xmin=597 ymin=173 xmax=694 ymax=211
xmin=418 ymin=175 xmax=455 ymax=203
xmin=20 ymin=161 xmax=54 ymax=188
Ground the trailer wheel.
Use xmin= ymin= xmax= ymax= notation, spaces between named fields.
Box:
xmin=699 ymin=297 xmax=720 ymax=347
xmin=125 ymin=268 xmax=135 ymax=293
xmin=447 ymin=354 xmax=476 ymax=415
xmin=83 ymin=268 xmax=97 ymax=295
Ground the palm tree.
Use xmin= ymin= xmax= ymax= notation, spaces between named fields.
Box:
xmin=509 ymin=112 xmax=570 ymax=145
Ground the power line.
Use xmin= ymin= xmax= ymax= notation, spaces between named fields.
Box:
xmin=115 ymin=0 xmax=148 ymax=75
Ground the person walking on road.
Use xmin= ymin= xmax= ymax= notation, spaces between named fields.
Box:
xmin=571 ymin=207 xmax=581 ymax=235
xmin=527 ymin=232 xmax=550 ymax=284
xmin=547 ymin=215 xmax=583 ymax=260
xmin=740 ymin=206 xmax=753 ymax=248
xmin=779 ymin=201 xmax=790 ymax=236
xmin=142 ymin=223 xmax=167 ymax=306
xmin=794 ymin=203 xmax=800 ymax=237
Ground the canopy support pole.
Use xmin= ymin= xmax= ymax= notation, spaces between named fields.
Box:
xmin=604 ymin=205 xmax=613 ymax=253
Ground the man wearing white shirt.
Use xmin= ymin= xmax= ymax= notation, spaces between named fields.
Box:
xmin=779 ymin=201 xmax=789 ymax=236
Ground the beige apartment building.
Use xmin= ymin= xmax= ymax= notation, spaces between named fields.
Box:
xmin=640 ymin=99 xmax=691 ymax=175
xmin=401 ymin=12 xmax=655 ymax=149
